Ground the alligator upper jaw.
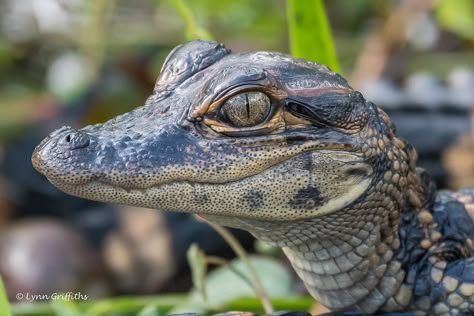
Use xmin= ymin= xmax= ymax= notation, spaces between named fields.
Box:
xmin=32 ymin=136 xmax=364 ymax=192
xmin=32 ymin=113 xmax=363 ymax=186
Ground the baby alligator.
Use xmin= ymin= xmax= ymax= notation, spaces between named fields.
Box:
xmin=32 ymin=40 xmax=474 ymax=315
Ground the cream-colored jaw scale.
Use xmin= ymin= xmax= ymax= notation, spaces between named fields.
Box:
xmin=46 ymin=150 xmax=372 ymax=222
xmin=308 ymin=169 xmax=371 ymax=217
xmin=300 ymin=151 xmax=373 ymax=218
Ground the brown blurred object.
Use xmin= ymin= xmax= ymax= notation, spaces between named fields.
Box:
xmin=0 ymin=146 xmax=14 ymax=228
xmin=443 ymin=112 xmax=474 ymax=189
xmin=350 ymin=0 xmax=435 ymax=87
xmin=0 ymin=218 xmax=111 ymax=301
xmin=103 ymin=206 xmax=175 ymax=294
xmin=310 ymin=302 xmax=331 ymax=315
xmin=0 ymin=180 xmax=13 ymax=228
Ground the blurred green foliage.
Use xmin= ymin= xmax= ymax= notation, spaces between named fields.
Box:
xmin=12 ymin=295 xmax=185 ymax=316
xmin=50 ymin=300 xmax=82 ymax=316
xmin=184 ymin=241 xmax=294 ymax=314
xmin=0 ymin=277 xmax=12 ymax=316
xmin=287 ymin=0 xmax=340 ymax=72
xmin=169 ymin=0 xmax=213 ymax=41
xmin=171 ymin=0 xmax=287 ymax=48
xmin=187 ymin=244 xmax=208 ymax=303
xmin=10 ymin=295 xmax=313 ymax=316
xmin=436 ymin=0 xmax=474 ymax=40
xmin=185 ymin=256 xmax=294 ymax=312
xmin=0 ymin=41 xmax=14 ymax=66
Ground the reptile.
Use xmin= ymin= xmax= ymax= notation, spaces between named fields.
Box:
xmin=32 ymin=40 xmax=474 ymax=315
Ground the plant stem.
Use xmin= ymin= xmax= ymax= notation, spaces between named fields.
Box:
xmin=205 ymin=221 xmax=274 ymax=314
xmin=170 ymin=0 xmax=213 ymax=41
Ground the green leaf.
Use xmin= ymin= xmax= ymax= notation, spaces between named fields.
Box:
xmin=254 ymin=240 xmax=281 ymax=256
xmin=169 ymin=255 xmax=292 ymax=315
xmin=191 ymin=256 xmax=293 ymax=309
xmin=138 ymin=304 xmax=164 ymax=316
xmin=226 ymin=296 xmax=314 ymax=313
xmin=287 ymin=0 xmax=340 ymax=72
xmin=0 ymin=276 xmax=12 ymax=316
xmin=186 ymin=243 xmax=208 ymax=302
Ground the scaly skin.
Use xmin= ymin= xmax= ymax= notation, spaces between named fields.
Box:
xmin=32 ymin=40 xmax=474 ymax=315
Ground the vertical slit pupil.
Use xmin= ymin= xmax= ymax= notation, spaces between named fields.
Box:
xmin=245 ymin=94 xmax=250 ymax=118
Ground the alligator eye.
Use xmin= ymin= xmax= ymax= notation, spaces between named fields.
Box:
xmin=220 ymin=92 xmax=271 ymax=127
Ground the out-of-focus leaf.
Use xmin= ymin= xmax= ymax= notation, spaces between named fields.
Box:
xmin=0 ymin=276 xmax=12 ymax=316
xmin=78 ymin=0 xmax=115 ymax=83
xmin=187 ymin=243 xmax=208 ymax=302
xmin=254 ymin=240 xmax=281 ymax=256
xmin=170 ymin=0 xmax=213 ymax=41
xmin=50 ymin=300 xmax=81 ymax=316
xmin=226 ymin=296 xmax=314 ymax=313
xmin=85 ymin=297 xmax=171 ymax=316
xmin=436 ymin=0 xmax=474 ymax=40
xmin=287 ymin=0 xmax=340 ymax=72
xmin=204 ymin=220 xmax=273 ymax=314
xmin=169 ymin=256 xmax=292 ymax=314
xmin=191 ymin=255 xmax=292 ymax=309
xmin=138 ymin=304 xmax=165 ymax=316
xmin=0 ymin=42 xmax=14 ymax=66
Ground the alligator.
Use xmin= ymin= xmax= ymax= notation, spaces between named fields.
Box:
xmin=32 ymin=40 xmax=474 ymax=315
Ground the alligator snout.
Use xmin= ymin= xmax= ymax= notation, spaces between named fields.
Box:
xmin=32 ymin=126 xmax=97 ymax=185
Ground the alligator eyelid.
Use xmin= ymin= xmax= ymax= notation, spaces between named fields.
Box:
xmin=213 ymin=84 xmax=267 ymax=103
xmin=284 ymin=100 xmax=329 ymax=129
xmin=211 ymin=71 xmax=268 ymax=98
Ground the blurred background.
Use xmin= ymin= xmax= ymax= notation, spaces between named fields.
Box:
xmin=0 ymin=0 xmax=473 ymax=314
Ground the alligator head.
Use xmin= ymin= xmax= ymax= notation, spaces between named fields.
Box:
xmin=32 ymin=40 xmax=418 ymax=312
xmin=32 ymin=40 xmax=382 ymax=224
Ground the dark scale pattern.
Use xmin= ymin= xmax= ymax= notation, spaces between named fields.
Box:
xmin=32 ymin=40 xmax=474 ymax=315
xmin=289 ymin=186 xmax=325 ymax=209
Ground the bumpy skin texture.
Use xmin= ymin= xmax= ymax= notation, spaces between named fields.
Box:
xmin=32 ymin=40 xmax=474 ymax=315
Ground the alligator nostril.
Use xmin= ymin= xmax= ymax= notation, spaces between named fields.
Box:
xmin=61 ymin=131 xmax=90 ymax=150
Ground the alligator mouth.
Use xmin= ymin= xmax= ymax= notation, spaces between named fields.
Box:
xmin=33 ymin=126 xmax=361 ymax=188
xmin=45 ymin=150 xmax=373 ymax=221
xmin=42 ymin=146 xmax=367 ymax=190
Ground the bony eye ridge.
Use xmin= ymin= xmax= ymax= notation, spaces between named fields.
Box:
xmin=219 ymin=91 xmax=271 ymax=127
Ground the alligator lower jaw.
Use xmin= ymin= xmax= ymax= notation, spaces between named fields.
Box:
xmin=48 ymin=158 xmax=372 ymax=223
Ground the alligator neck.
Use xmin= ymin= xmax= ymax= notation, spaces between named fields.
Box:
xmin=280 ymin=169 xmax=430 ymax=314
xmin=201 ymin=168 xmax=427 ymax=314
xmin=282 ymin=224 xmax=409 ymax=314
